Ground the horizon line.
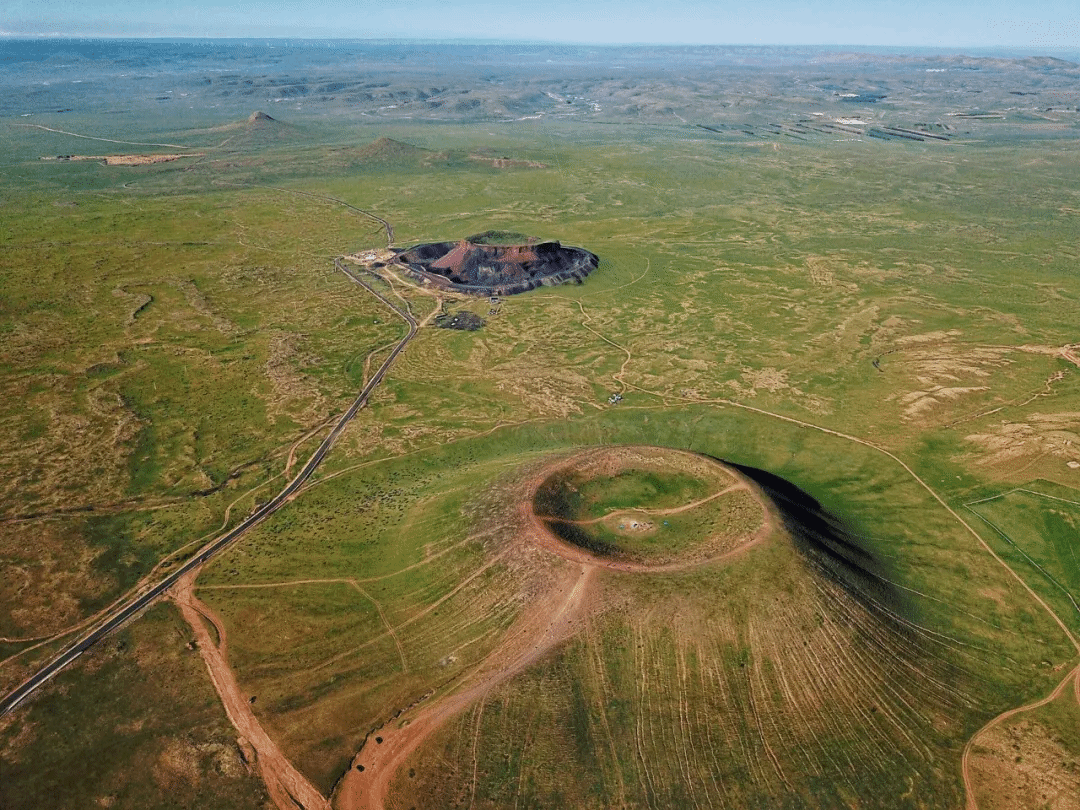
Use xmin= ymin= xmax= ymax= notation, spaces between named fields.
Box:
xmin=2 ymin=33 xmax=1079 ymax=54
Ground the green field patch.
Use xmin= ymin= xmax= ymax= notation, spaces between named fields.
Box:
xmin=966 ymin=487 xmax=1080 ymax=632
xmin=572 ymin=467 xmax=716 ymax=519
xmin=200 ymin=583 xmax=390 ymax=675
xmin=531 ymin=447 xmax=759 ymax=564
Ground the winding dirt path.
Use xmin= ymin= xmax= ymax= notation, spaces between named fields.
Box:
xmin=171 ymin=568 xmax=331 ymax=810
xmin=538 ymin=481 xmax=749 ymax=526
xmin=332 ymin=447 xmax=776 ymax=809
xmin=961 ymin=662 xmax=1080 ymax=810
xmin=333 ymin=564 xmax=594 ymax=810
xmin=17 ymin=123 xmax=192 ymax=149
xmin=1 ymin=253 xmax=416 ymax=718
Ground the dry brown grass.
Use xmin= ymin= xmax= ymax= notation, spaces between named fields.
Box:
xmin=969 ymin=695 xmax=1080 ymax=810
xmin=0 ymin=520 xmax=113 ymax=638
xmin=41 ymin=154 xmax=205 ymax=166
xmin=965 ymin=413 xmax=1080 ymax=469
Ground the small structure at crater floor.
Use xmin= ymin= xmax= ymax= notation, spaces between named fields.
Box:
xmin=389 ymin=230 xmax=599 ymax=296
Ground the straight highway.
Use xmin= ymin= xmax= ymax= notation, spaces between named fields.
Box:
xmin=0 ymin=260 xmax=416 ymax=716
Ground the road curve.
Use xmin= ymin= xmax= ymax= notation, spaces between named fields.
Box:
xmin=961 ymin=661 xmax=1080 ymax=810
xmin=0 ymin=260 xmax=415 ymax=717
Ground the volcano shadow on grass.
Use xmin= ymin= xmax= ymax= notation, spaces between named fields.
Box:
xmin=532 ymin=471 xmax=622 ymax=558
xmin=720 ymin=459 xmax=913 ymax=621
xmin=533 ymin=453 xmax=913 ymax=623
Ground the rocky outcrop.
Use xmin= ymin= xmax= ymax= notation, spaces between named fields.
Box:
xmin=390 ymin=232 xmax=598 ymax=296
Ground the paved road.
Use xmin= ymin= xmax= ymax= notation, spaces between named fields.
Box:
xmin=0 ymin=260 xmax=415 ymax=717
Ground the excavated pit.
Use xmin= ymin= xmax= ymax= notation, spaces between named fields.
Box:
xmin=390 ymin=230 xmax=599 ymax=296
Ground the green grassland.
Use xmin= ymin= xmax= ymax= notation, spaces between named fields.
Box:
xmin=598 ymin=487 xmax=762 ymax=559
xmin=965 ymin=486 xmax=1080 ymax=634
xmin=563 ymin=467 xmax=718 ymax=519
xmin=2 ymin=103 xmax=1080 ymax=810
xmin=0 ymin=603 xmax=270 ymax=810
xmin=182 ymin=407 xmax=1080 ymax=800
xmin=532 ymin=456 xmax=761 ymax=563
xmin=584 ymin=487 xmax=762 ymax=561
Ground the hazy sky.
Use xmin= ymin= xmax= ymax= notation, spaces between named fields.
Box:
xmin=3 ymin=0 xmax=1078 ymax=49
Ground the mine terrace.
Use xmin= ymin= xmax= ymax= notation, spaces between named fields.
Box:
xmin=386 ymin=230 xmax=599 ymax=296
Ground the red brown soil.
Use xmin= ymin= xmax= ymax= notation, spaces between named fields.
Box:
xmin=44 ymin=153 xmax=204 ymax=165
xmin=390 ymin=233 xmax=598 ymax=295
xmin=332 ymin=446 xmax=775 ymax=810
xmin=171 ymin=569 xmax=330 ymax=810
xmin=333 ymin=563 xmax=593 ymax=810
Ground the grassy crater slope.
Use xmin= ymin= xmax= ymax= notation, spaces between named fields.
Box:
xmin=188 ymin=408 xmax=1074 ymax=806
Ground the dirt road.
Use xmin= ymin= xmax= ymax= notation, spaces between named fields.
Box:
xmin=961 ymin=661 xmax=1080 ymax=810
xmin=332 ymin=447 xmax=777 ymax=809
xmin=333 ymin=564 xmax=594 ymax=810
xmin=171 ymin=569 xmax=331 ymax=810
xmin=0 ymin=259 xmax=414 ymax=718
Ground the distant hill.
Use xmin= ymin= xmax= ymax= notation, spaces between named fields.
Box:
xmin=333 ymin=136 xmax=462 ymax=171
xmin=190 ymin=110 xmax=283 ymax=134
xmin=338 ymin=137 xmax=546 ymax=172
xmin=350 ymin=136 xmax=434 ymax=164
xmin=174 ymin=110 xmax=301 ymax=152
xmin=209 ymin=111 xmax=298 ymax=150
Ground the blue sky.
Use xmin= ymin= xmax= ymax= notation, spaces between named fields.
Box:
xmin=2 ymin=0 xmax=1078 ymax=48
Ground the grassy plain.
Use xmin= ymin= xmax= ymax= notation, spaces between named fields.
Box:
xmin=0 ymin=604 xmax=270 ymax=810
xmin=2 ymin=87 xmax=1080 ymax=810
xmin=965 ymin=486 xmax=1080 ymax=634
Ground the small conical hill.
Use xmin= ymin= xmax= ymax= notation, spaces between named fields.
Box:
xmin=349 ymin=136 xmax=433 ymax=165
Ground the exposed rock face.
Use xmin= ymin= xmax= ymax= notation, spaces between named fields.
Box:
xmin=247 ymin=110 xmax=276 ymax=123
xmin=390 ymin=231 xmax=598 ymax=295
